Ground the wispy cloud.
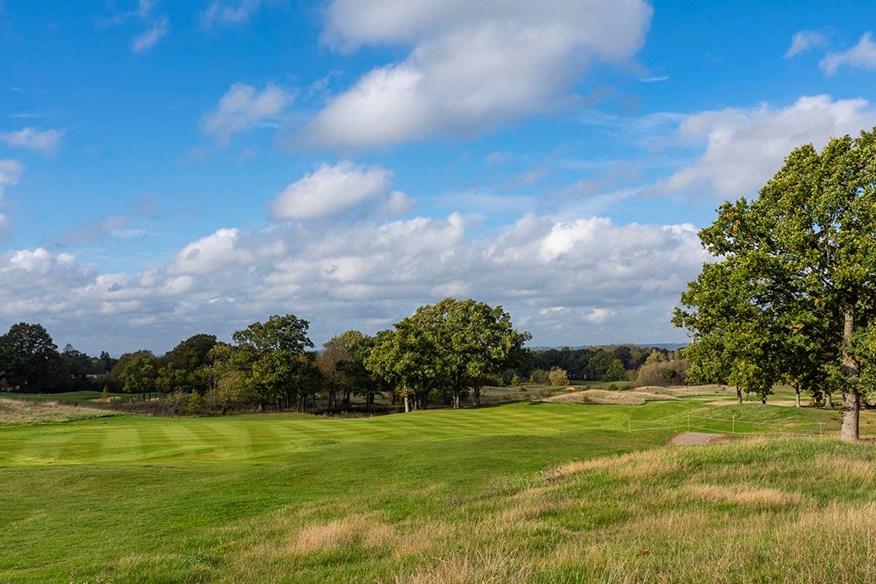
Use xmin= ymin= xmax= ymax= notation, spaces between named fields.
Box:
xmin=130 ymin=17 xmax=169 ymax=53
xmin=785 ymin=30 xmax=828 ymax=58
xmin=202 ymin=82 xmax=293 ymax=144
xmin=0 ymin=127 xmax=64 ymax=155
xmin=200 ymin=0 xmax=263 ymax=28
xmin=100 ymin=0 xmax=169 ymax=53
xmin=0 ymin=159 xmax=24 ymax=197
xmin=821 ymin=32 xmax=876 ymax=75
xmin=640 ymin=76 xmax=669 ymax=83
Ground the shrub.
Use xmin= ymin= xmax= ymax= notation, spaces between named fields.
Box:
xmin=548 ymin=368 xmax=570 ymax=386
xmin=186 ymin=392 xmax=202 ymax=416
xmin=635 ymin=359 xmax=691 ymax=387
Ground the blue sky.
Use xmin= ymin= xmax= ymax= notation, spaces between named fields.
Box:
xmin=2 ymin=0 xmax=876 ymax=355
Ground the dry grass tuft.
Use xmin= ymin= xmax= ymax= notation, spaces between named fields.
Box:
xmin=646 ymin=385 xmax=737 ymax=397
xmin=543 ymin=390 xmax=677 ymax=406
xmin=686 ymin=484 xmax=807 ymax=507
xmin=282 ymin=513 xmax=397 ymax=556
xmin=0 ymin=398 xmax=115 ymax=425
xmin=397 ymin=552 xmax=533 ymax=584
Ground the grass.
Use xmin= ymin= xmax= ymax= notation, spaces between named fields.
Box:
xmin=0 ymin=392 xmax=872 ymax=583
xmin=0 ymin=398 xmax=119 ymax=426
xmin=1 ymin=391 xmax=126 ymax=404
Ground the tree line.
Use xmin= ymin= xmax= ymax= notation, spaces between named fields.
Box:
xmin=0 ymin=297 xmax=686 ymax=414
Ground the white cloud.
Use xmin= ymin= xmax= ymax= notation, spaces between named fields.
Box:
xmin=130 ymin=17 xmax=169 ymax=52
xmin=785 ymin=30 xmax=827 ymax=58
xmin=172 ymin=227 xmax=284 ymax=276
xmin=202 ymin=82 xmax=293 ymax=144
xmin=100 ymin=0 xmax=169 ymax=53
xmin=0 ymin=159 xmax=24 ymax=196
xmin=0 ymin=209 xmax=706 ymax=354
xmin=821 ymin=32 xmax=876 ymax=75
xmin=201 ymin=0 xmax=263 ymax=27
xmin=271 ymin=161 xmax=412 ymax=220
xmin=302 ymin=0 xmax=653 ymax=148
xmin=0 ymin=128 xmax=64 ymax=155
xmin=663 ymin=95 xmax=876 ymax=198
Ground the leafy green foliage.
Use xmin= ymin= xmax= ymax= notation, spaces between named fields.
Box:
xmin=676 ymin=129 xmax=876 ymax=439
xmin=365 ymin=298 xmax=530 ymax=410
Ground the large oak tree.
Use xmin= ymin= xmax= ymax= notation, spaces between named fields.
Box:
xmin=675 ymin=130 xmax=876 ymax=441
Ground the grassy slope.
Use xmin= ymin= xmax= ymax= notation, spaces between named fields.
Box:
xmin=0 ymin=398 xmax=118 ymax=426
xmin=1 ymin=391 xmax=125 ymax=404
xmin=0 ymin=399 xmax=867 ymax=583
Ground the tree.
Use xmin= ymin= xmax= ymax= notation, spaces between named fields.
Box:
xmin=604 ymin=359 xmax=628 ymax=382
xmin=548 ymin=368 xmax=570 ymax=386
xmin=365 ymin=298 xmax=530 ymax=411
xmin=0 ymin=322 xmax=63 ymax=391
xmin=118 ymin=352 xmax=160 ymax=400
xmin=675 ymin=130 xmax=876 ymax=441
xmin=161 ymin=333 xmax=218 ymax=394
xmin=317 ymin=330 xmax=366 ymax=410
xmin=231 ymin=314 xmax=315 ymax=411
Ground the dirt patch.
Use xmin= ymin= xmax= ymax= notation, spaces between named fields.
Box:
xmin=669 ymin=432 xmax=732 ymax=446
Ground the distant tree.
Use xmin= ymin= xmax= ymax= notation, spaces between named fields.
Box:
xmin=548 ymin=368 xmax=570 ymax=386
xmin=604 ymin=359 xmax=628 ymax=382
xmin=365 ymin=298 xmax=530 ymax=410
xmin=0 ymin=322 xmax=63 ymax=391
xmin=61 ymin=345 xmax=95 ymax=390
xmin=161 ymin=333 xmax=218 ymax=393
xmin=317 ymin=330 xmax=366 ymax=410
xmin=160 ymin=333 xmax=218 ymax=394
xmin=231 ymin=315 xmax=315 ymax=411
xmin=118 ymin=352 xmax=160 ymax=400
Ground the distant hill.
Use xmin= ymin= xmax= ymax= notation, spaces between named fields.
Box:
xmin=527 ymin=342 xmax=688 ymax=351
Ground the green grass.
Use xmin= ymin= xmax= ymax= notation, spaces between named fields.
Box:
xmin=0 ymin=396 xmax=869 ymax=583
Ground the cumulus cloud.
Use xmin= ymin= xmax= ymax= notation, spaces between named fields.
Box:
xmin=0 ymin=128 xmax=64 ymax=155
xmin=271 ymin=161 xmax=413 ymax=220
xmin=172 ymin=227 xmax=285 ymax=276
xmin=821 ymin=32 xmax=876 ymax=75
xmin=662 ymin=95 xmax=876 ymax=198
xmin=0 ymin=159 xmax=24 ymax=196
xmin=785 ymin=30 xmax=827 ymax=58
xmin=201 ymin=0 xmax=263 ymax=27
xmin=202 ymin=82 xmax=293 ymax=144
xmin=0 ymin=209 xmax=706 ymax=354
xmin=301 ymin=0 xmax=653 ymax=148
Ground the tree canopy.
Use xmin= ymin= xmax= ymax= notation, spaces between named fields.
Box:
xmin=675 ymin=130 xmax=876 ymax=441
xmin=365 ymin=298 xmax=530 ymax=411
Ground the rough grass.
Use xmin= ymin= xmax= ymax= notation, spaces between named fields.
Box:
xmin=0 ymin=399 xmax=872 ymax=583
xmin=0 ymin=398 xmax=117 ymax=426
xmin=543 ymin=389 xmax=678 ymax=405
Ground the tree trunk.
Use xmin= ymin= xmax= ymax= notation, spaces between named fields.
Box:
xmin=473 ymin=386 xmax=481 ymax=407
xmin=736 ymin=387 xmax=742 ymax=404
xmin=824 ymin=393 xmax=833 ymax=409
xmin=794 ymin=386 xmax=801 ymax=408
xmin=404 ymin=394 xmax=411 ymax=413
xmin=841 ymin=306 xmax=860 ymax=443
xmin=841 ymin=390 xmax=860 ymax=443
xmin=452 ymin=391 xmax=460 ymax=409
